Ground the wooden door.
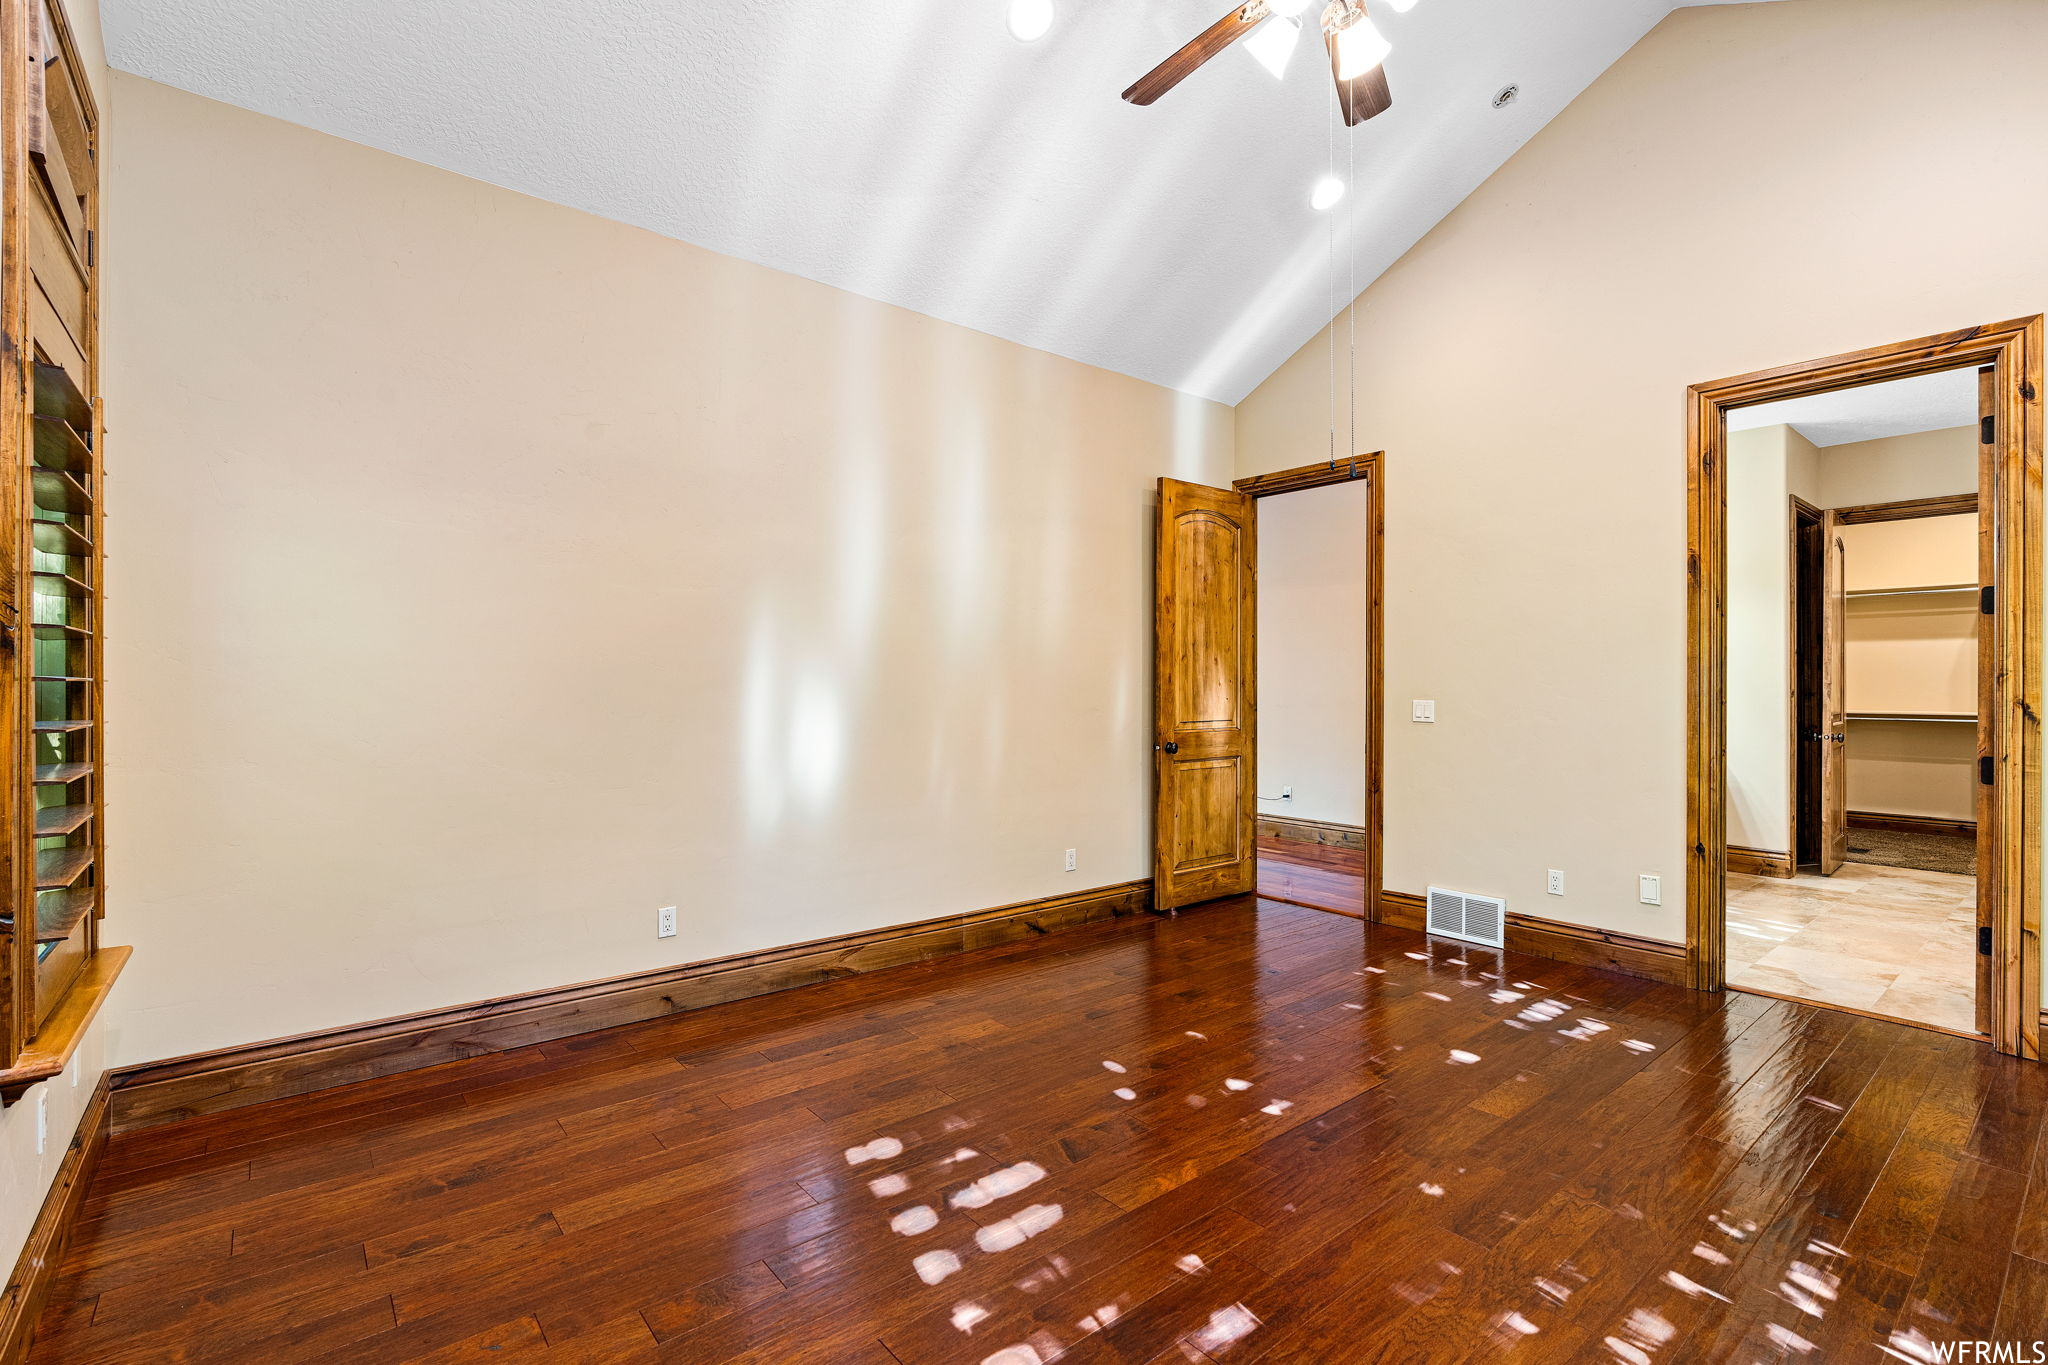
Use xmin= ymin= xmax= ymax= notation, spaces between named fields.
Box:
xmin=1819 ymin=510 xmax=1849 ymax=875
xmin=1154 ymin=478 xmax=1256 ymax=910
xmin=1975 ymin=364 xmax=1996 ymax=1035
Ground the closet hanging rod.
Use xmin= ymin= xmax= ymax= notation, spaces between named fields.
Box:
xmin=1844 ymin=584 xmax=1977 ymax=598
xmin=1846 ymin=712 xmax=1977 ymax=723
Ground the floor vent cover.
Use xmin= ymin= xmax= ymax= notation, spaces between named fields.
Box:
xmin=1424 ymin=886 xmax=1506 ymax=948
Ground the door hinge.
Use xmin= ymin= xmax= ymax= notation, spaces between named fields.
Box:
xmin=1980 ymin=755 xmax=1995 ymax=785
xmin=1978 ymin=925 xmax=1993 ymax=956
xmin=1981 ymin=584 xmax=1995 ymax=615
xmin=1981 ymin=414 xmax=1996 ymax=444
xmin=86 ymin=229 xmax=95 ymax=270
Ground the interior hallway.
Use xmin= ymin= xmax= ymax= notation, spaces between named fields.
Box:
xmin=31 ymin=899 xmax=2045 ymax=1363
xmin=1727 ymin=865 xmax=1979 ymax=1034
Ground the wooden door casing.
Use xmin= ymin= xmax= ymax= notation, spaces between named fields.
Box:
xmin=1819 ymin=509 xmax=1848 ymax=875
xmin=1154 ymin=478 xmax=1256 ymax=910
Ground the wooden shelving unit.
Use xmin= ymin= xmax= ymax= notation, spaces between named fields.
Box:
xmin=0 ymin=0 xmax=113 ymax=1085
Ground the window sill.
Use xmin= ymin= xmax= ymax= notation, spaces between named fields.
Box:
xmin=1 ymin=944 xmax=128 ymax=1105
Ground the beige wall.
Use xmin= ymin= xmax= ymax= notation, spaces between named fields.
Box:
xmin=98 ymin=73 xmax=1233 ymax=1068
xmin=1234 ymin=0 xmax=2048 ymax=952
xmin=1818 ymin=426 xmax=1977 ymax=510
xmin=1726 ymin=424 xmax=1819 ymax=854
xmin=1256 ymin=480 xmax=1371 ymax=828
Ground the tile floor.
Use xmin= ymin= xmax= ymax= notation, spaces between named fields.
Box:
xmin=1726 ymin=861 xmax=1979 ymax=1034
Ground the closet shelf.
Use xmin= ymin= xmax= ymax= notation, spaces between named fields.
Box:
xmin=34 ymin=762 xmax=92 ymax=785
xmin=32 ymin=469 xmax=92 ymax=515
xmin=31 ymin=621 xmax=92 ymax=638
xmin=34 ymin=888 xmax=93 ymax=944
xmin=34 ymin=846 xmax=92 ymax=890
xmin=31 ymin=519 xmax=93 ymax=557
xmin=32 ymin=362 xmax=92 ymax=432
xmin=1846 ymin=584 xmax=1977 ymax=599
xmin=32 ymin=414 xmax=92 ymax=473
xmin=33 ymin=804 xmax=91 ymax=837
xmin=31 ymin=571 xmax=93 ymax=596
xmin=1847 ymin=712 xmax=1977 ymax=723
xmin=31 ymin=718 xmax=91 ymax=734
xmin=32 ymin=675 xmax=92 ymax=683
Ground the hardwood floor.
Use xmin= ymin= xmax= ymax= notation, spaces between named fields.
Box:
xmin=1255 ymin=835 xmax=1365 ymax=917
xmin=29 ymin=898 xmax=2048 ymax=1363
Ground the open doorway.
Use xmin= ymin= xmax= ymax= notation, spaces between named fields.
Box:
xmin=1723 ymin=371 xmax=1983 ymax=1032
xmin=1151 ymin=455 xmax=1383 ymax=923
xmin=1687 ymin=317 xmax=2042 ymax=1059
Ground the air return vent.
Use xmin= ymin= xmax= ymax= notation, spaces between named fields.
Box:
xmin=1425 ymin=886 xmax=1506 ymax=948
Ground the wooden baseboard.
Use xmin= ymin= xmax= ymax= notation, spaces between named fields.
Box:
xmin=0 ymin=1077 xmax=109 ymax=1365
xmin=109 ymin=879 xmax=1151 ymax=1136
xmin=1726 ymin=846 xmax=1795 ymax=879
xmin=1379 ymin=891 xmax=1689 ymax=988
xmin=1255 ymin=815 xmax=1367 ymax=851
xmin=1848 ymin=811 xmax=1977 ymax=838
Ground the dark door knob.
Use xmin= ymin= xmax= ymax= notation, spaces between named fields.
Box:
xmin=1161 ymin=741 xmax=1179 ymax=755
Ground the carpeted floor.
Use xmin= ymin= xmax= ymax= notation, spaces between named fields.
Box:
xmin=1845 ymin=824 xmax=1975 ymax=876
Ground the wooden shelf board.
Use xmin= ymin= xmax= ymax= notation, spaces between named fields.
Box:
xmin=0 ymin=946 xmax=129 ymax=1105
xmin=35 ymin=846 xmax=92 ymax=890
xmin=31 ymin=570 xmax=92 ymax=595
xmin=1846 ymin=584 xmax=1978 ymax=598
xmin=34 ymin=762 xmax=92 ymax=785
xmin=32 ymin=413 xmax=91 ymax=473
xmin=32 ymin=468 xmax=91 ymax=515
xmin=32 ymin=519 xmax=93 ymax=557
xmin=33 ymin=675 xmax=92 ymax=683
xmin=33 ymin=804 xmax=92 ymax=837
xmin=34 ymin=887 xmax=94 ymax=943
xmin=1847 ymin=712 xmax=1978 ymax=723
xmin=31 ymin=621 xmax=92 ymax=638
xmin=32 ymin=718 xmax=92 ymax=733
xmin=32 ymin=361 xmax=91 ymax=431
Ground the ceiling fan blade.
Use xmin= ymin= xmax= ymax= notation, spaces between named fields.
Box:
xmin=1122 ymin=4 xmax=1264 ymax=106
xmin=1324 ymin=32 xmax=1393 ymax=125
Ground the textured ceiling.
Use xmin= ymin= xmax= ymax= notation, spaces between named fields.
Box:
xmin=1728 ymin=369 xmax=1980 ymax=447
xmin=102 ymin=0 xmax=1766 ymax=404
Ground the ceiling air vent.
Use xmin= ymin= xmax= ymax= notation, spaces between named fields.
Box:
xmin=1425 ymin=886 xmax=1506 ymax=948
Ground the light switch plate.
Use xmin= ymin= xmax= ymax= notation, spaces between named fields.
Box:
xmin=1412 ymin=700 xmax=1436 ymax=723
xmin=1639 ymin=874 xmax=1661 ymax=906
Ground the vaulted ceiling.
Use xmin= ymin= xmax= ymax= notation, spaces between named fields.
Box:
xmin=102 ymin=0 xmax=1771 ymax=404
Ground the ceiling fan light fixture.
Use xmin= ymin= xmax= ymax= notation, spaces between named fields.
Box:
xmin=1244 ymin=15 xmax=1301 ymax=80
xmin=1268 ymin=0 xmax=1315 ymax=16
xmin=1006 ymin=0 xmax=1054 ymax=43
xmin=1381 ymin=0 xmax=1419 ymax=12
xmin=1328 ymin=9 xmax=1391 ymax=81
xmin=1310 ymin=175 xmax=1346 ymax=211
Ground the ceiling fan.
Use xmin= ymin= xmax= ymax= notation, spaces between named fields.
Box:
xmin=1121 ymin=0 xmax=1399 ymax=126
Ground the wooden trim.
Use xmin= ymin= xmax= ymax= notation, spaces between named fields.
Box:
xmin=1847 ymin=810 xmax=1977 ymax=838
xmin=1379 ymin=892 xmax=1689 ymax=988
xmin=0 ymin=945 xmax=124 ymax=1106
xmin=1256 ymin=815 xmax=1366 ymax=850
xmin=1831 ymin=492 xmax=1978 ymax=525
xmin=1687 ymin=318 xmax=2043 ymax=1059
xmin=1232 ymin=454 xmax=1382 ymax=499
xmin=1726 ymin=846 xmax=1794 ymax=879
xmin=108 ymin=882 xmax=1149 ymax=1135
xmin=1233 ymin=452 xmax=1386 ymax=925
xmin=0 ymin=1075 xmax=107 ymax=1365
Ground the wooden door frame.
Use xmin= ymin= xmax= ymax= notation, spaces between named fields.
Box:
xmin=1232 ymin=452 xmax=1385 ymax=923
xmin=1787 ymin=495 xmax=1823 ymax=870
xmin=1687 ymin=318 xmax=2043 ymax=1059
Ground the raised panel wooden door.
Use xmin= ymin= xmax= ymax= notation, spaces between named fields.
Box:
xmin=1820 ymin=510 xmax=1848 ymax=876
xmin=1154 ymin=478 xmax=1255 ymax=909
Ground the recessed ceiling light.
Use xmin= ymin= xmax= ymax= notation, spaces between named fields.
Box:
xmin=1007 ymin=0 xmax=1054 ymax=42
xmin=1311 ymin=176 xmax=1347 ymax=212
xmin=1493 ymin=84 xmax=1520 ymax=108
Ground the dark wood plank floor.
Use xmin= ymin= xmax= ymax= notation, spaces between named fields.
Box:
xmin=29 ymin=896 xmax=2048 ymax=1363
xmin=1255 ymin=835 xmax=1365 ymax=918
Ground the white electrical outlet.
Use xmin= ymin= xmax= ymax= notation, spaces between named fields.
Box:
xmin=35 ymin=1090 xmax=47 ymax=1155
xmin=657 ymin=906 xmax=678 ymax=939
xmin=1546 ymin=869 xmax=1565 ymax=896
xmin=1639 ymin=874 xmax=1662 ymax=906
xmin=1281 ymin=786 xmax=1292 ymax=800
xmin=1064 ymin=848 xmax=1077 ymax=872
xmin=1412 ymin=700 xmax=1436 ymax=723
